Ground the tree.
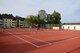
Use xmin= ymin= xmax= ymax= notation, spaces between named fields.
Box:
xmin=0 ymin=14 xmax=2 ymax=19
xmin=24 ymin=10 xmax=61 ymax=29
xmin=51 ymin=11 xmax=61 ymax=24
xmin=1 ymin=13 xmax=14 ymax=18
xmin=24 ymin=15 xmax=40 ymax=28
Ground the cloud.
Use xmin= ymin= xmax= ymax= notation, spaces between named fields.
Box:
xmin=0 ymin=0 xmax=80 ymax=22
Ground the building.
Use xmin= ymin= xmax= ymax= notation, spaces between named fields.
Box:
xmin=0 ymin=18 xmax=3 ymax=28
xmin=0 ymin=17 xmax=25 ymax=28
xmin=62 ymin=23 xmax=80 ymax=30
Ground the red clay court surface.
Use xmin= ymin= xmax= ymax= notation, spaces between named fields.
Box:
xmin=0 ymin=28 xmax=80 ymax=53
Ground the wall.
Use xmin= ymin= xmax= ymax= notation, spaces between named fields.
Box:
xmin=52 ymin=27 xmax=59 ymax=30
xmin=62 ymin=25 xmax=80 ymax=30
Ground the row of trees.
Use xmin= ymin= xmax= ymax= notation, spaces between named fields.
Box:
xmin=0 ymin=14 xmax=14 ymax=18
xmin=0 ymin=11 xmax=61 ymax=28
xmin=0 ymin=13 xmax=22 ymax=19
xmin=24 ymin=11 xmax=61 ymax=28
xmin=50 ymin=11 xmax=61 ymax=24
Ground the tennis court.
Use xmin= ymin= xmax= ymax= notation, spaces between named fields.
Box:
xmin=0 ymin=28 xmax=80 ymax=53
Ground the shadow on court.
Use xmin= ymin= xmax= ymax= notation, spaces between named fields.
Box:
xmin=0 ymin=38 xmax=68 ymax=53
xmin=67 ymin=47 xmax=80 ymax=53
xmin=0 ymin=31 xmax=11 ymax=37
xmin=0 ymin=43 xmax=38 ymax=53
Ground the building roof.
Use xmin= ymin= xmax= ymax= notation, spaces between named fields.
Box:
xmin=63 ymin=23 xmax=80 ymax=25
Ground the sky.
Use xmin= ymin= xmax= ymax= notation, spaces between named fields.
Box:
xmin=0 ymin=0 xmax=80 ymax=23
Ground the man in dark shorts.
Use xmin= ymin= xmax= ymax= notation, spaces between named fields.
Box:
xmin=37 ymin=24 xmax=40 ymax=30
xmin=3 ymin=28 xmax=5 ymax=32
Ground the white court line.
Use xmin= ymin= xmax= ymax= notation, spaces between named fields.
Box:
xmin=7 ymin=29 xmax=50 ymax=44
xmin=37 ymin=36 xmax=80 ymax=47
xmin=69 ymin=37 xmax=79 ymax=39
xmin=10 ymin=28 xmax=30 ymax=32
xmin=12 ymin=32 xmax=51 ymax=44
xmin=7 ymin=32 xmax=39 ymax=48
xmin=7 ymin=30 xmax=52 ymax=48
xmin=23 ymin=35 xmax=51 ymax=44
xmin=8 ymin=30 xmax=51 ymax=45
xmin=38 ymin=36 xmax=80 ymax=48
xmin=6 ymin=30 xmax=80 ymax=48
xmin=35 ymin=36 xmax=80 ymax=48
